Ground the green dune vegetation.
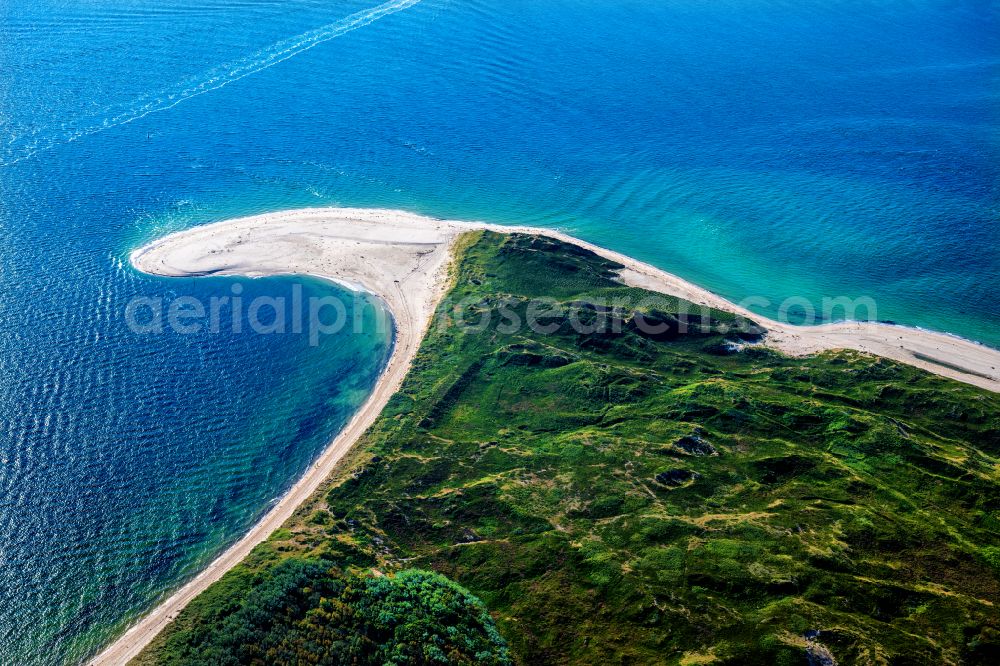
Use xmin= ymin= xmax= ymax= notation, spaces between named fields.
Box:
xmin=137 ymin=232 xmax=1000 ymax=665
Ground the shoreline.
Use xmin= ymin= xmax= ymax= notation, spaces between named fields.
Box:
xmin=93 ymin=207 xmax=1000 ymax=664
xmin=531 ymin=224 xmax=1000 ymax=393
xmin=93 ymin=209 xmax=461 ymax=664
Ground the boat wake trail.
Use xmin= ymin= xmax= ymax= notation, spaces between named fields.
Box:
xmin=1 ymin=0 xmax=422 ymax=167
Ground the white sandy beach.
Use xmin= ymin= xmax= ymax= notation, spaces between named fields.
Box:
xmin=94 ymin=207 xmax=1000 ymax=664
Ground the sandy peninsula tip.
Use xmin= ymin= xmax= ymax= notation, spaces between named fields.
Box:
xmin=96 ymin=206 xmax=1000 ymax=665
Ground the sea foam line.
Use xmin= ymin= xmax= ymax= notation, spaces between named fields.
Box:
xmin=1 ymin=0 xmax=422 ymax=167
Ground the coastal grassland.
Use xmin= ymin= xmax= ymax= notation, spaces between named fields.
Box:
xmin=137 ymin=232 xmax=1000 ymax=665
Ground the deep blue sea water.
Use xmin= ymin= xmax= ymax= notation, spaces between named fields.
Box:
xmin=1 ymin=0 xmax=997 ymax=662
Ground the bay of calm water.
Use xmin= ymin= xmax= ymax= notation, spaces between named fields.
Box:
xmin=1 ymin=0 xmax=997 ymax=662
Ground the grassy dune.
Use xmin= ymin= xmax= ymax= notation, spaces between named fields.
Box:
xmin=138 ymin=232 xmax=1000 ymax=665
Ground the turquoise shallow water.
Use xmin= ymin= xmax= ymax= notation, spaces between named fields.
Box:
xmin=1 ymin=0 xmax=998 ymax=662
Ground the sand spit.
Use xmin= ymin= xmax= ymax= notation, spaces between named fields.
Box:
xmin=94 ymin=207 xmax=999 ymax=665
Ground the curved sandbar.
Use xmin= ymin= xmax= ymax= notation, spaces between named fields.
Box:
xmin=95 ymin=206 xmax=1000 ymax=664
xmin=94 ymin=209 xmax=462 ymax=664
